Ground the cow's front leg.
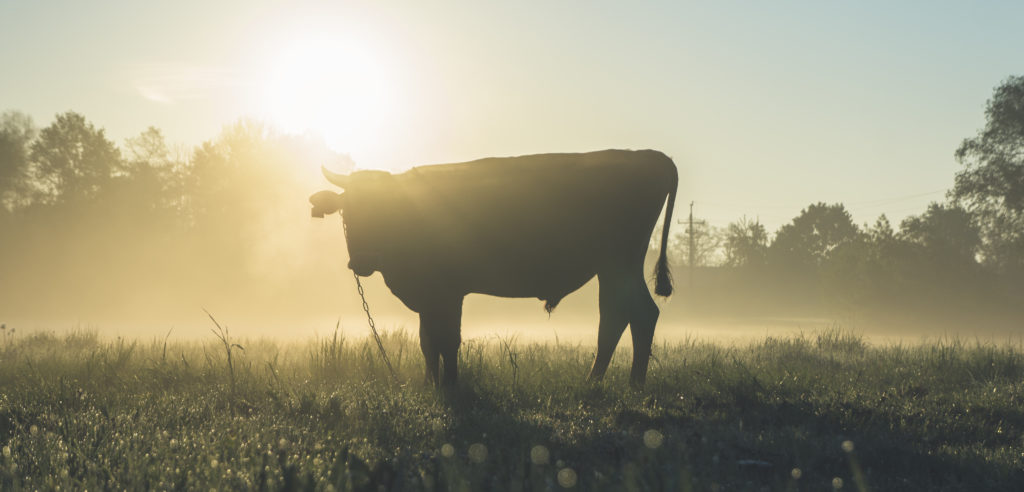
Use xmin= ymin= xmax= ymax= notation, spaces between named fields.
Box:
xmin=418 ymin=296 xmax=464 ymax=387
xmin=418 ymin=323 xmax=440 ymax=385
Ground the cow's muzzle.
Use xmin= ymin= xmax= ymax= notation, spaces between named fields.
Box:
xmin=310 ymin=191 xmax=344 ymax=218
xmin=348 ymin=261 xmax=376 ymax=277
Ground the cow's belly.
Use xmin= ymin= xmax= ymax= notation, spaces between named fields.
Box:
xmin=467 ymin=265 xmax=595 ymax=301
xmin=439 ymin=239 xmax=594 ymax=293
xmin=381 ymin=256 xmax=596 ymax=313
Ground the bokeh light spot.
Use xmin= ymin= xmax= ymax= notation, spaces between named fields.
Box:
xmin=469 ymin=443 xmax=488 ymax=463
xmin=557 ymin=467 xmax=578 ymax=488
xmin=530 ymin=445 xmax=550 ymax=465
xmin=643 ymin=429 xmax=664 ymax=449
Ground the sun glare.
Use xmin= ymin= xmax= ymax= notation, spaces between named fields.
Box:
xmin=259 ymin=36 xmax=398 ymax=157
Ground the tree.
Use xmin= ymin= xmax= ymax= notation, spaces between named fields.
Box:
xmin=672 ymin=220 xmax=722 ymax=267
xmin=866 ymin=214 xmax=896 ymax=247
xmin=29 ymin=112 xmax=121 ymax=203
xmin=886 ymin=203 xmax=984 ymax=306
xmin=769 ymin=202 xmax=859 ymax=269
xmin=953 ymin=75 xmax=1024 ymax=272
xmin=860 ymin=214 xmax=903 ymax=302
xmin=0 ymin=111 xmax=36 ymax=210
xmin=184 ymin=119 xmax=280 ymax=224
xmin=900 ymin=203 xmax=980 ymax=265
xmin=118 ymin=127 xmax=185 ymax=215
xmin=180 ymin=119 xmax=356 ymax=282
xmin=723 ymin=216 xmax=769 ymax=267
xmin=862 ymin=214 xmax=903 ymax=288
xmin=124 ymin=126 xmax=173 ymax=171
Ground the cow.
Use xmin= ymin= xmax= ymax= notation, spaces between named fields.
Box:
xmin=310 ymin=149 xmax=677 ymax=387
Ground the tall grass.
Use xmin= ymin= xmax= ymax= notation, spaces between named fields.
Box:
xmin=0 ymin=326 xmax=1022 ymax=490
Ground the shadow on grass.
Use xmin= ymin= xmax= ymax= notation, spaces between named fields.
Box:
xmin=423 ymin=375 xmax=1024 ymax=491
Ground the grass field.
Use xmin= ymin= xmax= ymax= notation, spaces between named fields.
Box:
xmin=1 ymin=324 xmax=1022 ymax=491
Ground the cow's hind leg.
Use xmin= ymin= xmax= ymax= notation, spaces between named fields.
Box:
xmin=587 ymin=272 xmax=631 ymax=382
xmin=419 ymin=297 xmax=464 ymax=388
xmin=628 ymin=274 xmax=659 ymax=387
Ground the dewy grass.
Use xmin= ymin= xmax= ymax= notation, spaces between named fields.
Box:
xmin=0 ymin=328 xmax=1022 ymax=491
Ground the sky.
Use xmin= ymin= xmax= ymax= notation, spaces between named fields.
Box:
xmin=2 ymin=0 xmax=1022 ymax=232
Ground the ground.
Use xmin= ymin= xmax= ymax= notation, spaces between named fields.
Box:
xmin=0 ymin=326 xmax=1022 ymax=491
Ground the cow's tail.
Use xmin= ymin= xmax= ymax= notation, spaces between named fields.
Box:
xmin=654 ymin=163 xmax=677 ymax=297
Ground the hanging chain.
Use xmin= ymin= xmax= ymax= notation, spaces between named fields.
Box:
xmin=342 ymin=217 xmax=398 ymax=383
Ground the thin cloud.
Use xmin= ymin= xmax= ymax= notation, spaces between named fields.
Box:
xmin=130 ymin=62 xmax=242 ymax=104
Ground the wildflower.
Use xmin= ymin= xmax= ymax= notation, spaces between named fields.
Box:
xmin=841 ymin=440 xmax=854 ymax=453
xmin=211 ymin=459 xmax=219 ymax=469
xmin=791 ymin=468 xmax=802 ymax=479
xmin=440 ymin=443 xmax=455 ymax=458
xmin=2 ymin=445 xmax=10 ymax=458
xmin=832 ymin=477 xmax=844 ymax=489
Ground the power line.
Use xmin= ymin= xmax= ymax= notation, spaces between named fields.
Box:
xmin=689 ymin=187 xmax=950 ymax=218
xmin=691 ymin=187 xmax=949 ymax=212
xmin=844 ymin=188 xmax=949 ymax=207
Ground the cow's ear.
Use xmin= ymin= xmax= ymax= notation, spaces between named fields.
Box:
xmin=310 ymin=190 xmax=345 ymax=218
xmin=322 ymin=166 xmax=349 ymax=189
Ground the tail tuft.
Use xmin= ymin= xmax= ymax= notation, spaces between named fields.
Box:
xmin=654 ymin=252 xmax=673 ymax=297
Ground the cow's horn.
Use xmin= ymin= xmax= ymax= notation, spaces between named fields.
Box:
xmin=322 ymin=166 xmax=350 ymax=188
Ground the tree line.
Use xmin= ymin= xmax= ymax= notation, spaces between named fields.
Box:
xmin=0 ymin=112 xmax=353 ymax=318
xmin=1 ymin=76 xmax=1023 ymax=322
xmin=662 ymin=77 xmax=1024 ymax=318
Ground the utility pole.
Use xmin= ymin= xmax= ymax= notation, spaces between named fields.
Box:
xmin=679 ymin=201 xmax=706 ymax=289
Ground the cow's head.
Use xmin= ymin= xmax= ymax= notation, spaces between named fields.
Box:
xmin=311 ymin=167 xmax=396 ymax=277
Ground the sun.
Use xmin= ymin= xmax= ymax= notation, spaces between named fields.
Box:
xmin=259 ymin=35 xmax=398 ymax=156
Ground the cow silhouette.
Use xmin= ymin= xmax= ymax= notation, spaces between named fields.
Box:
xmin=310 ymin=149 xmax=677 ymax=386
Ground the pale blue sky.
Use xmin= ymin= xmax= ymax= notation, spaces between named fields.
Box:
xmin=2 ymin=1 xmax=1020 ymax=231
